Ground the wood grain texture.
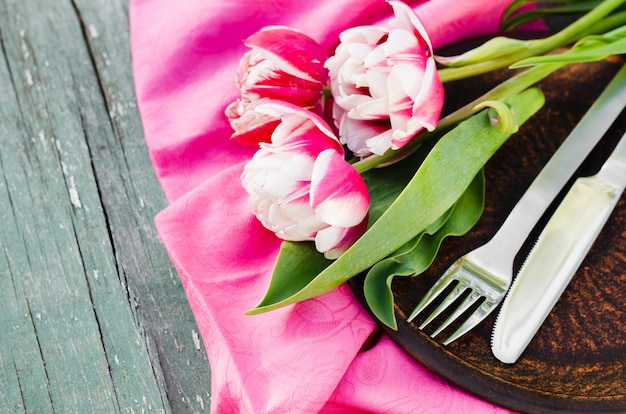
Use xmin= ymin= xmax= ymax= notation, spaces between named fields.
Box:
xmin=0 ymin=1 xmax=211 ymax=412
xmin=352 ymin=58 xmax=626 ymax=413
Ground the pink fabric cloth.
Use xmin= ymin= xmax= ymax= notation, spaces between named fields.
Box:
xmin=130 ymin=1 xmax=522 ymax=412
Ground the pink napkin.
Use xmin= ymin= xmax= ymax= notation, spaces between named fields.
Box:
xmin=130 ymin=1 xmax=522 ymax=412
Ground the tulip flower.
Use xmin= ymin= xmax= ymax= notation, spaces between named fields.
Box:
xmin=325 ymin=0 xmax=444 ymax=157
xmin=226 ymin=26 xmax=329 ymax=145
xmin=241 ymin=101 xmax=370 ymax=259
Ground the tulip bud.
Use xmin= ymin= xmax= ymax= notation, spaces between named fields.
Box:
xmin=227 ymin=26 xmax=329 ymax=145
xmin=325 ymin=1 xmax=444 ymax=157
xmin=241 ymin=101 xmax=369 ymax=259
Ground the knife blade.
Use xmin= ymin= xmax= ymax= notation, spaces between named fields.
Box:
xmin=492 ymin=128 xmax=626 ymax=364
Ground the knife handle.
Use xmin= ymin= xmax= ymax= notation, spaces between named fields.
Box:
xmin=491 ymin=174 xmax=622 ymax=364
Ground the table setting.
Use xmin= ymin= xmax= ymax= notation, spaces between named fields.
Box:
xmin=129 ymin=0 xmax=626 ymax=412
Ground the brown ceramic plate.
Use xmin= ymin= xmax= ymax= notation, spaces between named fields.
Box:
xmin=351 ymin=57 xmax=626 ymax=413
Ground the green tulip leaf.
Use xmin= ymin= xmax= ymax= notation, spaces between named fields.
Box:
xmin=362 ymin=138 xmax=439 ymax=225
xmin=362 ymin=170 xmax=485 ymax=330
xmin=248 ymin=87 xmax=545 ymax=314
xmin=357 ymin=203 xmax=457 ymax=329
xmin=255 ymin=240 xmax=332 ymax=305
xmin=473 ymin=100 xmax=520 ymax=133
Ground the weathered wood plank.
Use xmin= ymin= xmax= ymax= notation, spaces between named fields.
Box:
xmin=0 ymin=26 xmax=133 ymax=412
xmin=0 ymin=0 xmax=211 ymax=412
xmin=0 ymin=194 xmax=55 ymax=413
xmin=69 ymin=0 xmax=213 ymax=410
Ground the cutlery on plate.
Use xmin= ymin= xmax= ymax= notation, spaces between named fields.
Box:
xmin=491 ymin=128 xmax=626 ymax=364
xmin=407 ymin=64 xmax=626 ymax=345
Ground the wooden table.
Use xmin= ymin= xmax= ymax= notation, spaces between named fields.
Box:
xmin=0 ymin=1 xmax=212 ymax=412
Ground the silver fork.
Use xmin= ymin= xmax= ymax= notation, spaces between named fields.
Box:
xmin=407 ymin=64 xmax=626 ymax=345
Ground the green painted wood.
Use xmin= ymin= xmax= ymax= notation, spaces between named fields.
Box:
xmin=0 ymin=0 xmax=211 ymax=412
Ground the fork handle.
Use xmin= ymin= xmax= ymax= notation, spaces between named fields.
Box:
xmin=474 ymin=63 xmax=626 ymax=270
xmin=478 ymin=189 xmax=553 ymax=266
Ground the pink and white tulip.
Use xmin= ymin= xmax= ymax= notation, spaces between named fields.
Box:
xmin=226 ymin=26 xmax=329 ymax=145
xmin=325 ymin=0 xmax=444 ymax=157
xmin=241 ymin=101 xmax=369 ymax=259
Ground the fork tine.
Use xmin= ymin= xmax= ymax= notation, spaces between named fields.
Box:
xmin=407 ymin=259 xmax=469 ymax=322
xmin=418 ymin=281 xmax=469 ymax=329
xmin=442 ymin=299 xmax=498 ymax=345
xmin=430 ymin=290 xmax=483 ymax=338
xmin=407 ymin=272 xmax=458 ymax=323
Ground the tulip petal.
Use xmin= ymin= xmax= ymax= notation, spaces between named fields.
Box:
xmin=335 ymin=93 xmax=373 ymax=113
xmin=314 ymin=225 xmax=347 ymax=257
xmin=310 ymin=149 xmax=369 ymax=227
xmin=389 ymin=0 xmax=433 ymax=50
xmin=255 ymin=101 xmax=341 ymax=147
xmin=315 ymin=218 xmax=368 ymax=259
xmin=385 ymin=30 xmax=427 ymax=70
xmin=338 ymin=115 xmax=393 ymax=157
xmin=229 ymin=117 xmax=280 ymax=146
xmin=226 ymin=97 xmax=281 ymax=145
xmin=364 ymin=128 xmax=395 ymax=156
xmin=270 ymin=200 xmax=319 ymax=241
xmin=245 ymin=80 xmax=324 ymax=108
xmin=387 ymin=62 xmax=422 ymax=132
xmin=363 ymin=43 xmax=388 ymax=70
xmin=245 ymin=26 xmax=328 ymax=83
xmin=387 ymin=57 xmax=443 ymax=146
xmin=261 ymin=169 xmax=300 ymax=199
xmin=338 ymin=114 xmax=373 ymax=155
xmin=410 ymin=57 xmax=444 ymax=131
xmin=343 ymin=42 xmax=378 ymax=64
xmin=270 ymin=113 xmax=316 ymax=144
xmin=363 ymin=67 xmax=391 ymax=99
xmin=338 ymin=25 xmax=387 ymax=45
xmin=349 ymin=97 xmax=390 ymax=120
xmin=384 ymin=30 xmax=422 ymax=64
xmin=271 ymin=123 xmax=343 ymax=160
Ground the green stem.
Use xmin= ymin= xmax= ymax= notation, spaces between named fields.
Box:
xmin=353 ymin=62 xmax=564 ymax=174
xmin=580 ymin=10 xmax=626 ymax=36
xmin=438 ymin=0 xmax=625 ymax=82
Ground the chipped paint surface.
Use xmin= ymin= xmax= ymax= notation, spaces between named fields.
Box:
xmin=0 ymin=1 xmax=211 ymax=412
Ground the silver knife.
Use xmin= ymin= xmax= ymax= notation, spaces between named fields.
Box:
xmin=492 ymin=129 xmax=626 ymax=364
